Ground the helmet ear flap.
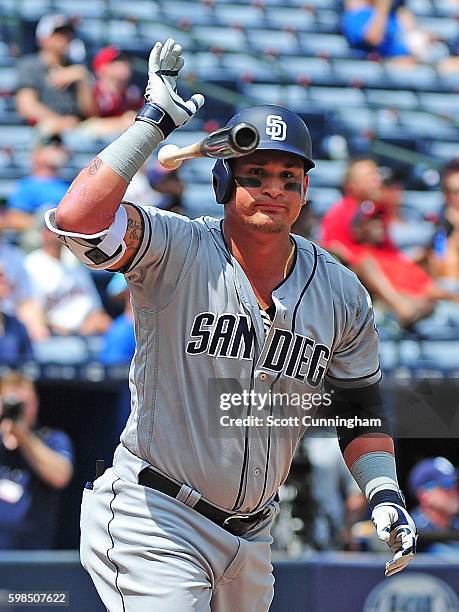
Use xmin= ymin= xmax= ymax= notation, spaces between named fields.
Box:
xmin=212 ymin=159 xmax=234 ymax=204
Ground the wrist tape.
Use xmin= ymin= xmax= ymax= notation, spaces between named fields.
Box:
xmin=350 ymin=451 xmax=403 ymax=507
xmin=98 ymin=111 xmax=164 ymax=183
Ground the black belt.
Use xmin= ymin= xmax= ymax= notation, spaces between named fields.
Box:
xmin=138 ymin=467 xmax=274 ymax=537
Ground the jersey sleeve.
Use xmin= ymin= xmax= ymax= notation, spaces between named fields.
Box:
xmin=41 ymin=429 xmax=74 ymax=465
xmin=325 ymin=280 xmax=381 ymax=388
xmin=124 ymin=205 xmax=201 ymax=310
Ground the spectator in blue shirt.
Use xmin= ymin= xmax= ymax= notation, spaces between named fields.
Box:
xmin=99 ymin=274 xmax=135 ymax=365
xmin=5 ymin=134 xmax=69 ymax=232
xmin=0 ymin=371 xmax=73 ymax=549
xmin=0 ymin=265 xmax=33 ymax=368
xmin=408 ymin=457 xmax=459 ymax=554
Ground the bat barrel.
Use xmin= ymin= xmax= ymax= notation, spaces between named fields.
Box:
xmin=200 ymin=122 xmax=260 ymax=160
xmin=229 ymin=123 xmax=260 ymax=154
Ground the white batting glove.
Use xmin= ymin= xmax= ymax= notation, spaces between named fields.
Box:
xmin=371 ymin=501 xmax=417 ymax=577
xmin=136 ymin=38 xmax=205 ymax=139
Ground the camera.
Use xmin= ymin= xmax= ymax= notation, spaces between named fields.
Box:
xmin=0 ymin=396 xmax=24 ymax=422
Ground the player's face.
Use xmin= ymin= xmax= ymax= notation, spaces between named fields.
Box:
xmin=227 ymin=150 xmax=308 ymax=234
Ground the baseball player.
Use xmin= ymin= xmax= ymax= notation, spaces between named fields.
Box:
xmin=46 ymin=39 xmax=417 ymax=611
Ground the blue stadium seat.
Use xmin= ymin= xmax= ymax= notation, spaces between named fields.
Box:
xmin=265 ymin=7 xmax=315 ymax=31
xmin=403 ymin=190 xmax=443 ymax=216
xmin=307 ymin=86 xmax=366 ymax=109
xmin=161 ymin=1 xmax=215 ymax=25
xmin=280 ymin=56 xmax=332 ymax=83
xmin=385 ymin=64 xmax=438 ymax=90
xmin=418 ymin=92 xmax=459 ymax=115
xmin=406 ymin=0 xmax=434 ymax=16
xmin=138 ymin=23 xmax=193 ymax=48
xmin=417 ymin=16 xmax=459 ymax=41
xmin=107 ymin=19 xmax=138 ymax=44
xmin=429 ymin=140 xmax=459 ymax=162
xmin=298 ymin=33 xmax=352 ymax=58
xmin=335 ymin=106 xmax=375 ymax=132
xmin=332 ymin=59 xmax=386 ymax=87
xmin=53 ymin=0 xmax=106 ymax=17
xmin=192 ymin=25 xmax=248 ymax=52
xmin=0 ymin=125 xmax=35 ymax=147
xmin=16 ymin=0 xmax=52 ymax=18
xmin=0 ymin=66 xmax=17 ymax=93
xmin=365 ymin=88 xmax=418 ymax=109
xmin=214 ymin=4 xmax=264 ymax=28
xmin=399 ymin=110 xmax=458 ymax=139
xmin=246 ymin=28 xmax=298 ymax=55
xmin=165 ymin=131 xmax=208 ymax=149
xmin=77 ymin=19 xmax=105 ymax=43
xmin=109 ymin=0 xmax=160 ymax=20
xmin=241 ymin=83 xmax=291 ymax=106
xmin=309 ymin=160 xmax=346 ymax=188
xmin=307 ymin=187 xmax=341 ymax=216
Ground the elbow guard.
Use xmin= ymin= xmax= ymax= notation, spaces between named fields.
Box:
xmin=44 ymin=206 xmax=128 ymax=270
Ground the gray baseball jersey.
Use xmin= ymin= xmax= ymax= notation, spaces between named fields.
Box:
xmin=113 ymin=204 xmax=381 ymax=513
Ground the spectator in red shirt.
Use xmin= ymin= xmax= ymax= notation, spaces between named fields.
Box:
xmin=80 ymin=46 xmax=143 ymax=137
xmin=320 ymin=158 xmax=457 ymax=325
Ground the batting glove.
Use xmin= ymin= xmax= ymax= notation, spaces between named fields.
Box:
xmin=136 ymin=39 xmax=205 ymax=139
xmin=371 ymin=491 xmax=417 ymax=577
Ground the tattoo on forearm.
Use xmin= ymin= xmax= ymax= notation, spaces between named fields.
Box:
xmin=126 ymin=215 xmax=143 ymax=247
xmin=88 ymin=157 xmax=102 ymax=175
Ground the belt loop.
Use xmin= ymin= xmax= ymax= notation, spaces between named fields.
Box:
xmin=176 ymin=484 xmax=201 ymax=508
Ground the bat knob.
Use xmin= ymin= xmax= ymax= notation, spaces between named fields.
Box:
xmin=158 ymin=144 xmax=182 ymax=170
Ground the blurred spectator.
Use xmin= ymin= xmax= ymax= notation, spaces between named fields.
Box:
xmin=99 ymin=274 xmax=135 ymax=365
xmin=123 ymin=162 xmax=184 ymax=212
xmin=429 ymin=160 xmax=459 ymax=293
xmin=15 ymin=15 xmax=95 ymax=134
xmin=79 ymin=46 xmax=143 ymax=137
xmin=342 ymin=0 xmax=444 ymax=63
xmin=0 ymin=266 xmax=33 ymax=368
xmin=303 ymin=434 xmax=366 ymax=550
xmin=24 ymin=222 xmax=111 ymax=336
xmin=0 ymin=371 xmax=73 ymax=549
xmin=320 ymin=158 xmax=459 ymax=325
xmin=408 ymin=457 xmax=459 ymax=554
xmin=5 ymin=134 xmax=69 ymax=233
xmin=0 ymin=239 xmax=48 ymax=341
xmin=146 ymin=163 xmax=184 ymax=213
xmin=379 ymin=166 xmax=434 ymax=257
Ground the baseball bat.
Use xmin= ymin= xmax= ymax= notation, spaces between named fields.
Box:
xmin=158 ymin=122 xmax=260 ymax=170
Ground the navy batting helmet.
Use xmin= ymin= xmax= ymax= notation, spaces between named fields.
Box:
xmin=212 ymin=104 xmax=315 ymax=204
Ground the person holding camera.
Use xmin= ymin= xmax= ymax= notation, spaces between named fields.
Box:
xmin=0 ymin=371 xmax=73 ymax=549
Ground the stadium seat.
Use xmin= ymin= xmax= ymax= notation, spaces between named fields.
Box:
xmin=429 ymin=140 xmax=459 ymax=162
xmin=399 ymin=110 xmax=458 ymax=139
xmin=192 ymin=26 xmax=248 ymax=53
xmin=298 ymin=33 xmax=352 ymax=58
xmin=406 ymin=0 xmax=435 ymax=15
xmin=307 ymin=86 xmax=366 ymax=109
xmin=365 ymin=89 xmax=418 ymax=110
xmin=280 ymin=56 xmax=332 ymax=84
xmin=109 ymin=0 xmax=160 ymax=19
xmin=418 ymin=92 xmax=459 ymax=115
xmin=385 ymin=64 xmax=438 ymax=90
xmin=332 ymin=59 xmax=386 ymax=87
xmin=161 ymin=1 xmax=215 ymax=25
xmin=0 ymin=66 xmax=17 ymax=93
xmin=53 ymin=0 xmax=106 ymax=17
xmin=403 ymin=190 xmax=443 ymax=216
xmin=334 ymin=106 xmax=375 ymax=132
xmin=265 ymin=7 xmax=315 ymax=31
xmin=214 ymin=4 xmax=264 ymax=28
xmin=246 ymin=28 xmax=299 ymax=55
xmin=307 ymin=187 xmax=341 ymax=216
xmin=241 ymin=83 xmax=291 ymax=106
xmin=309 ymin=160 xmax=346 ymax=188
xmin=183 ymin=183 xmax=220 ymax=218
xmin=417 ymin=16 xmax=459 ymax=41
